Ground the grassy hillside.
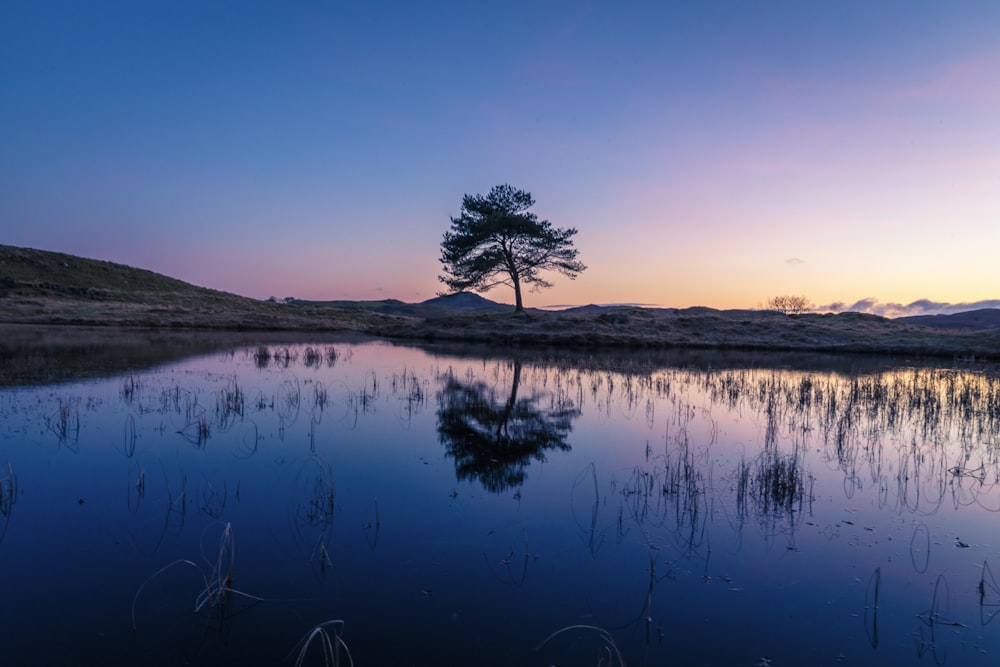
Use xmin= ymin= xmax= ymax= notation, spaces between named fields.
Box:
xmin=2 ymin=244 xmax=999 ymax=360
xmin=898 ymin=308 xmax=1000 ymax=331
xmin=0 ymin=244 xmax=411 ymax=330
xmin=0 ymin=244 xmax=209 ymax=296
xmin=373 ymin=306 xmax=1000 ymax=359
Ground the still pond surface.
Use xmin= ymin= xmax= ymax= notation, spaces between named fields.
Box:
xmin=2 ymin=332 xmax=1000 ymax=666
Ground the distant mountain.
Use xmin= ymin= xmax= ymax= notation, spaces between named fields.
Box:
xmin=556 ymin=304 xmax=607 ymax=314
xmin=897 ymin=308 xmax=1000 ymax=331
xmin=295 ymin=292 xmax=520 ymax=316
xmin=420 ymin=292 xmax=515 ymax=313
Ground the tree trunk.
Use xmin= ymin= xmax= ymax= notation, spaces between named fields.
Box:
xmin=513 ymin=278 xmax=524 ymax=313
xmin=495 ymin=360 xmax=521 ymax=440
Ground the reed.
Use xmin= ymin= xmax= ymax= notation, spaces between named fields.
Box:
xmin=131 ymin=522 xmax=263 ymax=631
xmin=131 ymin=558 xmax=205 ymax=630
xmin=303 ymin=346 xmax=323 ymax=368
xmin=121 ymin=374 xmax=139 ymax=403
xmin=313 ymin=381 xmax=329 ymax=410
xmin=178 ymin=415 xmax=210 ymax=447
xmin=277 ymin=378 xmax=302 ymax=424
xmin=48 ymin=397 xmax=80 ymax=442
xmin=979 ymin=560 xmax=1000 ymax=625
xmin=122 ymin=413 xmax=137 ymax=458
xmin=534 ymin=624 xmax=625 ymax=666
xmin=215 ymin=376 xmax=245 ymax=428
xmin=288 ymin=620 xmax=354 ymax=667
xmin=0 ymin=462 xmax=16 ymax=540
xmin=571 ymin=462 xmax=605 ymax=557
xmin=253 ymin=345 xmax=271 ymax=368
xmin=864 ymin=566 xmax=880 ymax=648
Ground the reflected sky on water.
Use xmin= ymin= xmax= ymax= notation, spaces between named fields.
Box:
xmin=2 ymin=333 xmax=1000 ymax=665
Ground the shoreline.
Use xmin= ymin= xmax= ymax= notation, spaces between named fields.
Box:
xmin=2 ymin=297 xmax=999 ymax=362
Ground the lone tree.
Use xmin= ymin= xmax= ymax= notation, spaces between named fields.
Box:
xmin=439 ymin=184 xmax=586 ymax=313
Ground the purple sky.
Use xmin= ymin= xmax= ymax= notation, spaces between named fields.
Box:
xmin=2 ymin=1 xmax=998 ymax=313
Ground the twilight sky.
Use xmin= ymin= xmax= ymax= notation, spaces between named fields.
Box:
xmin=2 ymin=1 xmax=998 ymax=314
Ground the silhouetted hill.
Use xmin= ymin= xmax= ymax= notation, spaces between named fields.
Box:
xmin=294 ymin=292 xmax=521 ymax=316
xmin=0 ymin=244 xmax=214 ymax=297
xmin=420 ymin=292 xmax=516 ymax=312
xmin=0 ymin=244 xmax=408 ymax=330
xmin=897 ymin=308 xmax=1000 ymax=331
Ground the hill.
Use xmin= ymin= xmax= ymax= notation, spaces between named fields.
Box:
xmin=0 ymin=244 xmax=409 ymax=331
xmin=2 ymin=244 xmax=1000 ymax=359
xmin=291 ymin=291 xmax=521 ymax=317
xmin=897 ymin=308 xmax=1000 ymax=331
xmin=0 ymin=244 xmax=210 ymax=296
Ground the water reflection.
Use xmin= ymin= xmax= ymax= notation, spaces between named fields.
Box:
xmin=435 ymin=359 xmax=580 ymax=492
xmin=2 ymin=334 xmax=1000 ymax=665
xmin=0 ymin=461 xmax=15 ymax=543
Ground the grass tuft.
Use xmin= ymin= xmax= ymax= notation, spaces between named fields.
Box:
xmin=288 ymin=620 xmax=355 ymax=667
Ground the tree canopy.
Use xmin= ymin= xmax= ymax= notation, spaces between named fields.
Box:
xmin=439 ymin=184 xmax=586 ymax=312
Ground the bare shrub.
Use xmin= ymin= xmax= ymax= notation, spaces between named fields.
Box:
xmin=766 ymin=295 xmax=810 ymax=314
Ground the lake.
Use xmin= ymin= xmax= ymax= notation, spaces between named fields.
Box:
xmin=2 ymin=327 xmax=1000 ymax=666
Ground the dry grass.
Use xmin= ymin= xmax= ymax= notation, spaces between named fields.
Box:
xmin=375 ymin=307 xmax=1000 ymax=359
xmin=3 ymin=243 xmax=999 ymax=359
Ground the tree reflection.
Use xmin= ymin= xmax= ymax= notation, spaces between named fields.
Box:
xmin=436 ymin=360 xmax=580 ymax=493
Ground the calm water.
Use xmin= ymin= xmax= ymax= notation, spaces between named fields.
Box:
xmin=2 ymin=332 xmax=1000 ymax=666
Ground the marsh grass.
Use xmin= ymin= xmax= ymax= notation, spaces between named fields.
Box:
xmin=392 ymin=368 xmax=427 ymax=424
xmin=572 ymin=462 xmax=605 ymax=557
xmin=178 ymin=415 xmax=210 ymax=447
xmin=978 ymin=560 xmax=1000 ymax=625
xmin=349 ymin=370 xmax=380 ymax=415
xmin=291 ymin=456 xmax=337 ymax=573
xmin=301 ymin=463 xmax=335 ymax=526
xmin=916 ymin=574 xmax=967 ymax=661
xmin=362 ymin=499 xmax=380 ymax=550
xmin=0 ymin=461 xmax=16 ymax=541
xmin=198 ymin=475 xmax=228 ymax=519
xmin=313 ymin=381 xmax=329 ymax=410
xmin=121 ymin=374 xmax=139 ymax=403
xmin=733 ymin=443 xmax=811 ymax=541
xmin=616 ymin=424 xmax=710 ymax=557
xmin=288 ymin=620 xmax=355 ymax=667
xmin=47 ymin=397 xmax=80 ymax=443
xmin=534 ymin=625 xmax=625 ymax=666
xmin=234 ymin=421 xmax=260 ymax=458
xmin=303 ymin=346 xmax=323 ymax=368
xmin=910 ymin=522 xmax=931 ymax=573
xmin=215 ymin=376 xmax=245 ymax=430
xmin=127 ymin=462 xmax=146 ymax=512
xmin=274 ymin=347 xmax=297 ymax=368
xmin=864 ymin=566 xmax=880 ymax=648
xmin=122 ymin=413 xmax=137 ymax=457
xmin=277 ymin=378 xmax=302 ymax=427
xmin=0 ymin=461 xmax=16 ymax=514
xmin=131 ymin=522 xmax=262 ymax=631
xmin=483 ymin=529 xmax=530 ymax=586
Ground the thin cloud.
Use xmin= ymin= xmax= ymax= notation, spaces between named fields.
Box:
xmin=815 ymin=298 xmax=1000 ymax=318
xmin=785 ymin=257 xmax=806 ymax=265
